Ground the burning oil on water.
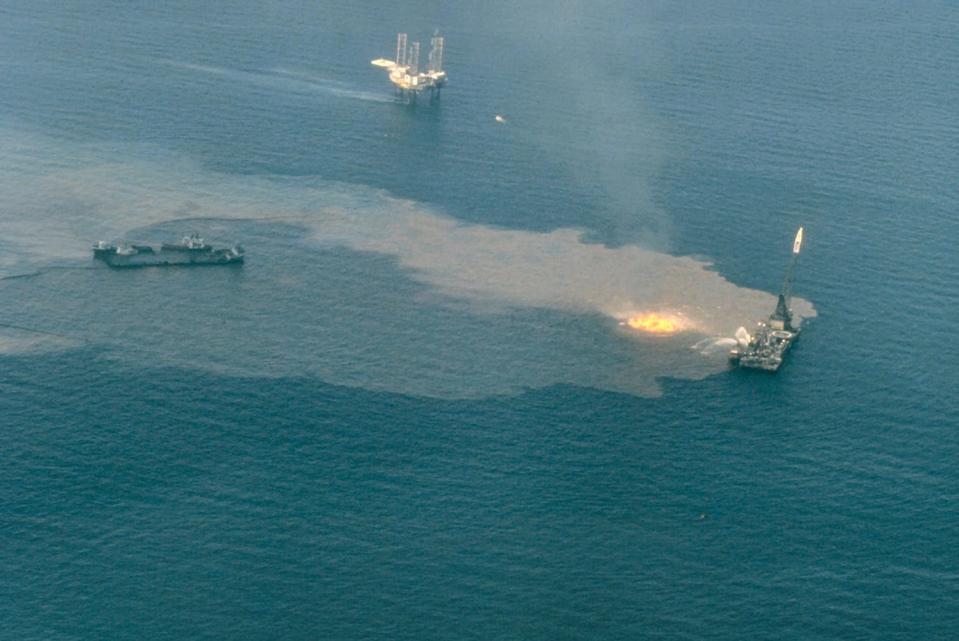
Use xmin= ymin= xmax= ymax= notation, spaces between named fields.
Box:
xmin=622 ymin=313 xmax=689 ymax=335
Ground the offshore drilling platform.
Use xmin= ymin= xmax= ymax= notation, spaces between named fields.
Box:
xmin=371 ymin=32 xmax=447 ymax=102
xmin=730 ymin=227 xmax=805 ymax=371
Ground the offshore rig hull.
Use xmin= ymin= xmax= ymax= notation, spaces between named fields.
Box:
xmin=730 ymin=227 xmax=804 ymax=371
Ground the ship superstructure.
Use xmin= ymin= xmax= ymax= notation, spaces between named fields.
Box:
xmin=371 ymin=31 xmax=446 ymax=102
xmin=93 ymin=234 xmax=244 ymax=268
xmin=730 ymin=227 xmax=804 ymax=371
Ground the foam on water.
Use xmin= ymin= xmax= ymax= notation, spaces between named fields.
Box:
xmin=0 ymin=124 xmax=814 ymax=395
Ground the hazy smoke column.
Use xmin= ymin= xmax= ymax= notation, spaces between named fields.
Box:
xmin=461 ymin=1 xmax=675 ymax=250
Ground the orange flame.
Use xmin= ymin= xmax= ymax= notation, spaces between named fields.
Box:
xmin=625 ymin=313 xmax=682 ymax=334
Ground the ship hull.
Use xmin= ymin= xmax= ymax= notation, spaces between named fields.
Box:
xmin=93 ymin=242 xmax=244 ymax=268
xmin=98 ymin=254 xmax=244 ymax=268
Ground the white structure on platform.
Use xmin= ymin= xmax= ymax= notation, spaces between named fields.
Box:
xmin=372 ymin=31 xmax=447 ymax=102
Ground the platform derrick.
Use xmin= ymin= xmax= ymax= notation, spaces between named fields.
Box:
xmin=371 ymin=31 xmax=447 ymax=103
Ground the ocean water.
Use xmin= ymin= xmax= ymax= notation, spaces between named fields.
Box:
xmin=1 ymin=1 xmax=957 ymax=639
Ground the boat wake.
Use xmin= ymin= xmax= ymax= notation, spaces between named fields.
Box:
xmin=0 ymin=326 xmax=81 ymax=355
xmin=156 ymin=60 xmax=393 ymax=104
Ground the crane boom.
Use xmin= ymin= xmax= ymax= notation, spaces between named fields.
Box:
xmin=770 ymin=227 xmax=803 ymax=331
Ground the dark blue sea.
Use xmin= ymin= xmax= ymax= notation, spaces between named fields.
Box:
xmin=1 ymin=2 xmax=957 ymax=639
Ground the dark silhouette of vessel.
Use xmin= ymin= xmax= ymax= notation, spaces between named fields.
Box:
xmin=93 ymin=234 xmax=244 ymax=268
xmin=729 ymin=227 xmax=804 ymax=371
